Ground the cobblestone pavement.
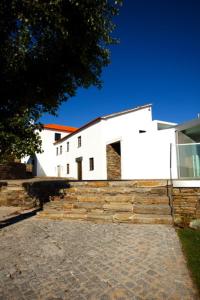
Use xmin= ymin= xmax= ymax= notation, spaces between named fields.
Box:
xmin=0 ymin=217 xmax=199 ymax=300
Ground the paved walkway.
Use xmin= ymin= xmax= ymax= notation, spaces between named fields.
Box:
xmin=0 ymin=215 xmax=198 ymax=299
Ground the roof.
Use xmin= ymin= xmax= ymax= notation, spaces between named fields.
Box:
xmin=54 ymin=103 xmax=152 ymax=145
xmin=175 ymin=118 xmax=200 ymax=132
xmin=43 ymin=124 xmax=78 ymax=133
xmin=153 ymin=120 xmax=177 ymax=126
xmin=101 ymin=103 xmax=152 ymax=119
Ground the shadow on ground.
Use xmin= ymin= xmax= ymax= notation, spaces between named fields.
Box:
xmin=0 ymin=208 xmax=41 ymax=229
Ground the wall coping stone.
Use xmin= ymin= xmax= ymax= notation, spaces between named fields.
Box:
xmin=173 ymin=180 xmax=200 ymax=188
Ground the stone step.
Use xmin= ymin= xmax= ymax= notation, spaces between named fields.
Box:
xmin=37 ymin=211 xmax=87 ymax=220
xmin=133 ymin=196 xmax=169 ymax=205
xmin=61 ymin=194 xmax=169 ymax=205
xmin=41 ymin=208 xmax=87 ymax=214
xmin=37 ymin=211 xmax=172 ymax=224
xmin=112 ymin=213 xmax=172 ymax=224
xmin=45 ymin=199 xmax=170 ymax=212
xmin=133 ymin=204 xmax=171 ymax=215
xmin=63 ymin=186 xmax=168 ymax=196
xmin=5 ymin=186 xmax=25 ymax=191
xmin=66 ymin=180 xmax=169 ymax=188
xmin=130 ymin=214 xmax=173 ymax=225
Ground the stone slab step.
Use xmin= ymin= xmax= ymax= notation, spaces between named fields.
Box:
xmin=40 ymin=207 xmax=87 ymax=214
xmin=133 ymin=204 xmax=171 ymax=215
xmin=103 ymin=202 xmax=133 ymax=212
xmin=44 ymin=201 xmax=171 ymax=214
xmin=133 ymin=195 xmax=169 ymax=204
xmin=61 ymin=194 xmax=169 ymax=205
xmin=131 ymin=214 xmax=173 ymax=225
xmin=37 ymin=211 xmax=87 ymax=220
xmin=63 ymin=186 xmax=168 ymax=196
xmin=37 ymin=210 xmax=172 ymax=224
xmin=112 ymin=213 xmax=172 ymax=224
xmin=67 ymin=180 xmax=169 ymax=188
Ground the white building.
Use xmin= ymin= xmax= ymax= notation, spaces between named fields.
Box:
xmin=24 ymin=104 xmax=200 ymax=180
xmin=23 ymin=124 xmax=77 ymax=176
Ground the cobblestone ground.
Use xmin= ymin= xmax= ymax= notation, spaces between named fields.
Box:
xmin=0 ymin=216 xmax=199 ymax=300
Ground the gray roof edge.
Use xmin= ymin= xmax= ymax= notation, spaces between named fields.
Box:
xmin=175 ymin=118 xmax=200 ymax=131
xmin=101 ymin=103 xmax=152 ymax=120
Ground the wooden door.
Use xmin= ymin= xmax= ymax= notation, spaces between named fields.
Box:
xmin=57 ymin=165 xmax=61 ymax=177
xmin=77 ymin=161 xmax=82 ymax=180
xmin=76 ymin=157 xmax=83 ymax=180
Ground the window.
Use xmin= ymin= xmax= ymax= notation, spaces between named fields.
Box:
xmin=55 ymin=133 xmax=61 ymax=141
xmin=66 ymin=164 xmax=70 ymax=174
xmin=89 ymin=157 xmax=94 ymax=171
xmin=56 ymin=147 xmax=58 ymax=156
xmin=60 ymin=145 xmax=62 ymax=155
xmin=139 ymin=130 xmax=146 ymax=133
xmin=67 ymin=142 xmax=69 ymax=152
xmin=78 ymin=136 xmax=81 ymax=147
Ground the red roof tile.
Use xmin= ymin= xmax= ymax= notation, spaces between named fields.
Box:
xmin=44 ymin=124 xmax=78 ymax=133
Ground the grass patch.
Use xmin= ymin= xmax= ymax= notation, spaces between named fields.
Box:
xmin=178 ymin=228 xmax=200 ymax=293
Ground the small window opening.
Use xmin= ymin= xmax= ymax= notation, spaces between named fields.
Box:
xmin=55 ymin=133 xmax=61 ymax=141
xmin=66 ymin=164 xmax=70 ymax=174
xmin=67 ymin=142 xmax=69 ymax=152
xmin=78 ymin=136 xmax=81 ymax=147
xmin=89 ymin=158 xmax=94 ymax=171
xmin=60 ymin=145 xmax=62 ymax=155
xmin=139 ymin=130 xmax=146 ymax=133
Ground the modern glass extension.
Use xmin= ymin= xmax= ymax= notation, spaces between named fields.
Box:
xmin=176 ymin=118 xmax=200 ymax=179
xmin=177 ymin=143 xmax=200 ymax=178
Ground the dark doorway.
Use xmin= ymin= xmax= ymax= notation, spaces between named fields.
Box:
xmin=106 ymin=141 xmax=121 ymax=180
xmin=76 ymin=157 xmax=83 ymax=180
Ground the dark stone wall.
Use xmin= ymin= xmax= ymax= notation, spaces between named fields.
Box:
xmin=106 ymin=144 xmax=121 ymax=180
xmin=0 ymin=163 xmax=27 ymax=180
xmin=0 ymin=180 xmax=69 ymax=208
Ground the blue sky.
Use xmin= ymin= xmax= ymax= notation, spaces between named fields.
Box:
xmin=41 ymin=0 xmax=200 ymax=128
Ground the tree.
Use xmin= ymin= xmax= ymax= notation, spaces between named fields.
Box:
xmin=0 ymin=109 xmax=42 ymax=163
xmin=0 ymin=0 xmax=122 ymax=162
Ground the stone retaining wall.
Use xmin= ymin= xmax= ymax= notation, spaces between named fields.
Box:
xmin=0 ymin=163 xmax=28 ymax=180
xmin=0 ymin=180 xmax=69 ymax=208
xmin=173 ymin=187 xmax=200 ymax=225
xmin=1 ymin=178 xmax=200 ymax=226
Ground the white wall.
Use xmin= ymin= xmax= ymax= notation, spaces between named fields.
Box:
xmin=22 ymin=129 xmax=69 ymax=176
xmin=55 ymin=122 xmax=106 ymax=179
xmin=121 ymin=128 xmax=177 ymax=179
xmin=36 ymin=129 xmax=69 ymax=176
xmin=100 ymin=107 xmax=178 ymax=179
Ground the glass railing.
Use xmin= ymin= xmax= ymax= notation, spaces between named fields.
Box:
xmin=177 ymin=143 xmax=200 ymax=178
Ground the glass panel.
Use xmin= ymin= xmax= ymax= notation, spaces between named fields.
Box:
xmin=177 ymin=143 xmax=200 ymax=178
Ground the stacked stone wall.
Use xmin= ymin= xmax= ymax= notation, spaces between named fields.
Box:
xmin=106 ymin=144 xmax=121 ymax=180
xmin=0 ymin=163 xmax=28 ymax=180
xmin=173 ymin=187 xmax=200 ymax=225
xmin=0 ymin=180 xmax=68 ymax=208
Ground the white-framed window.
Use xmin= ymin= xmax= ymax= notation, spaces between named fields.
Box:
xmin=66 ymin=164 xmax=70 ymax=174
xmin=89 ymin=157 xmax=94 ymax=171
xmin=67 ymin=142 xmax=69 ymax=152
xmin=78 ymin=136 xmax=81 ymax=147
xmin=60 ymin=145 xmax=62 ymax=155
xmin=55 ymin=133 xmax=61 ymax=141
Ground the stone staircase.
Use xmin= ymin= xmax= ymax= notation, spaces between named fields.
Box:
xmin=37 ymin=180 xmax=173 ymax=224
